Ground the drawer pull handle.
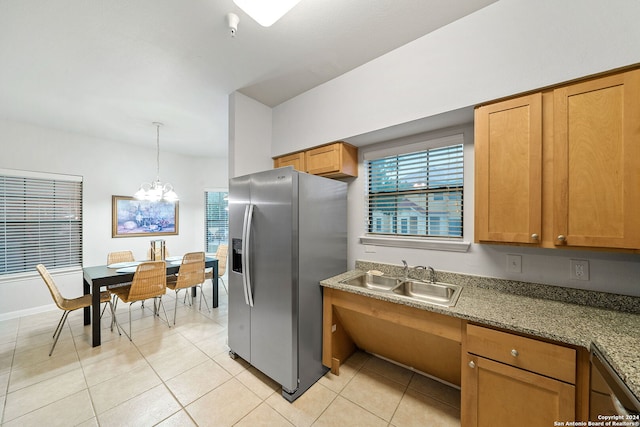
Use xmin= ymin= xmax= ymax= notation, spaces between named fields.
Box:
xmin=468 ymin=361 xmax=476 ymax=369
xmin=557 ymin=235 xmax=566 ymax=242
xmin=511 ymin=349 xmax=519 ymax=357
xmin=531 ymin=233 xmax=539 ymax=240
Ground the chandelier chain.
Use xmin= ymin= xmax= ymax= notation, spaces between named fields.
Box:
xmin=156 ymin=123 xmax=160 ymax=178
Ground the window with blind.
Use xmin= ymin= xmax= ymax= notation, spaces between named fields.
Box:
xmin=0 ymin=171 xmax=83 ymax=275
xmin=366 ymin=144 xmax=463 ymax=238
xmin=205 ymin=191 xmax=228 ymax=253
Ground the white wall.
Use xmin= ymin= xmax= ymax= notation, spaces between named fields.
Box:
xmin=264 ymin=0 xmax=640 ymax=297
xmin=0 ymin=118 xmax=227 ymax=318
xmin=228 ymin=92 xmax=273 ymax=178
xmin=272 ymin=0 xmax=640 ymax=156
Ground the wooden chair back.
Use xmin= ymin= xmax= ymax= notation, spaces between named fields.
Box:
xmin=215 ymin=244 xmax=228 ymax=276
xmin=174 ymin=252 xmax=206 ymax=290
xmin=128 ymin=261 xmax=167 ymax=301
xmin=107 ymin=250 xmax=135 ymax=264
xmin=36 ymin=264 xmax=66 ymax=310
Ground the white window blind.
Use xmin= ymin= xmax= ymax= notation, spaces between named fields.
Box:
xmin=366 ymin=144 xmax=463 ymax=238
xmin=205 ymin=191 xmax=228 ymax=253
xmin=0 ymin=173 xmax=83 ymax=275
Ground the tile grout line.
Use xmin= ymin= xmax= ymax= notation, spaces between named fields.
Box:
xmin=0 ymin=319 xmax=19 ymax=425
xmin=74 ymin=325 xmax=102 ymax=427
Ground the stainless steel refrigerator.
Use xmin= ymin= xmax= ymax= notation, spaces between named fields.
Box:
xmin=228 ymin=167 xmax=347 ymax=401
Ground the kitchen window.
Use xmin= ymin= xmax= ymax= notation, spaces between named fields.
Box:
xmin=0 ymin=169 xmax=83 ymax=276
xmin=204 ymin=190 xmax=228 ymax=253
xmin=364 ymin=134 xmax=464 ymax=244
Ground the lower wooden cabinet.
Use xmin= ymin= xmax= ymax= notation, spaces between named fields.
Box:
xmin=462 ymin=324 xmax=583 ymax=426
xmin=463 ymin=354 xmax=575 ymax=426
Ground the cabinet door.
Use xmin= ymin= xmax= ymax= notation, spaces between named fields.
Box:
xmin=475 ymin=93 xmax=542 ymax=244
xmin=274 ymin=152 xmax=305 ymax=172
xmin=554 ymin=69 xmax=640 ymax=249
xmin=462 ymin=354 xmax=575 ymax=427
xmin=305 ymin=143 xmax=342 ymax=175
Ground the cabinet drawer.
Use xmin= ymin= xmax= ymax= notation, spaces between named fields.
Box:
xmin=466 ymin=324 xmax=576 ymax=384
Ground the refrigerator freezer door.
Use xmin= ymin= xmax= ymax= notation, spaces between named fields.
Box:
xmin=228 ymin=175 xmax=251 ymax=361
xmin=247 ymin=168 xmax=298 ymax=393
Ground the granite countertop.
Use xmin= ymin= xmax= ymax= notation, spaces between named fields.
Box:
xmin=320 ymin=261 xmax=640 ymax=402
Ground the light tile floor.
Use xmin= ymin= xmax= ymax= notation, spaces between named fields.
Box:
xmin=0 ymin=280 xmax=460 ymax=426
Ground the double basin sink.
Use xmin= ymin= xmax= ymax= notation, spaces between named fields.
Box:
xmin=340 ymin=272 xmax=462 ymax=307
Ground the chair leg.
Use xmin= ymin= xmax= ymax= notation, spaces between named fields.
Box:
xmin=156 ymin=296 xmax=171 ymax=328
xmin=52 ymin=311 xmax=66 ymax=340
xmin=219 ymin=277 xmax=228 ymax=294
xmin=127 ymin=304 xmax=133 ymax=341
xmin=198 ymin=284 xmax=211 ymax=313
xmin=108 ymin=300 xmax=121 ymax=336
xmin=50 ymin=311 xmax=70 ymax=356
xmin=173 ymin=290 xmax=179 ymax=326
xmin=183 ymin=291 xmax=192 ymax=306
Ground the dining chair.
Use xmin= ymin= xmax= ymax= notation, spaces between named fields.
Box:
xmin=166 ymin=251 xmax=208 ymax=325
xmin=110 ymin=261 xmax=169 ymax=341
xmin=103 ymin=250 xmax=137 ymax=316
xmin=36 ymin=264 xmax=117 ymax=356
xmin=205 ymin=244 xmax=228 ymax=293
xmin=107 ymin=250 xmax=135 ymax=264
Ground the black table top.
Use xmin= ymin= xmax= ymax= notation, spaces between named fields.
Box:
xmin=83 ymin=257 xmax=218 ymax=287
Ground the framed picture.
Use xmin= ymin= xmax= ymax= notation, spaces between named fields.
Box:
xmin=112 ymin=195 xmax=179 ymax=238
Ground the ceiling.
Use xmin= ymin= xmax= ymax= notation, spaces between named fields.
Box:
xmin=0 ymin=0 xmax=497 ymax=157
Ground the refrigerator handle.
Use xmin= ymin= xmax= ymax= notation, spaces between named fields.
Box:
xmin=241 ymin=205 xmax=250 ymax=305
xmin=241 ymin=204 xmax=255 ymax=307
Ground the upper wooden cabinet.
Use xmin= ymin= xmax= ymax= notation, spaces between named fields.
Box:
xmin=553 ymin=70 xmax=640 ymax=249
xmin=273 ymin=151 xmax=305 ymax=172
xmin=273 ymin=142 xmax=358 ymax=178
xmin=475 ymin=67 xmax=640 ymax=250
xmin=475 ymin=93 xmax=542 ymax=244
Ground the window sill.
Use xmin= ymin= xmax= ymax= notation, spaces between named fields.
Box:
xmin=0 ymin=266 xmax=82 ymax=284
xmin=359 ymin=235 xmax=471 ymax=252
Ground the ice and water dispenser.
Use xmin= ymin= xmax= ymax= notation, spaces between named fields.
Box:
xmin=232 ymin=238 xmax=243 ymax=273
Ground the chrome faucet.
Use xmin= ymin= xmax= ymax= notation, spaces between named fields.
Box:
xmin=401 ymin=260 xmax=428 ymax=281
xmin=427 ymin=266 xmax=437 ymax=283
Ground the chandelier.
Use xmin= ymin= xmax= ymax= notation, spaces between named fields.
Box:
xmin=134 ymin=122 xmax=178 ymax=202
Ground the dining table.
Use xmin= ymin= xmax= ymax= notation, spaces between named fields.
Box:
xmin=82 ymin=256 xmax=219 ymax=347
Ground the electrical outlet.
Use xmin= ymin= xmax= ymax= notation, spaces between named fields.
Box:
xmin=507 ymin=254 xmax=522 ymax=273
xmin=570 ymin=259 xmax=589 ymax=281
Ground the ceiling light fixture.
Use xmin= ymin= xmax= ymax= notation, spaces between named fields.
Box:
xmin=233 ymin=0 xmax=302 ymax=27
xmin=134 ymin=122 xmax=178 ymax=202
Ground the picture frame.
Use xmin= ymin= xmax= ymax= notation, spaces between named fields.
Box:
xmin=112 ymin=195 xmax=179 ymax=238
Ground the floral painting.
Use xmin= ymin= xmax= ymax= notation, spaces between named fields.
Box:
xmin=112 ymin=196 xmax=178 ymax=238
